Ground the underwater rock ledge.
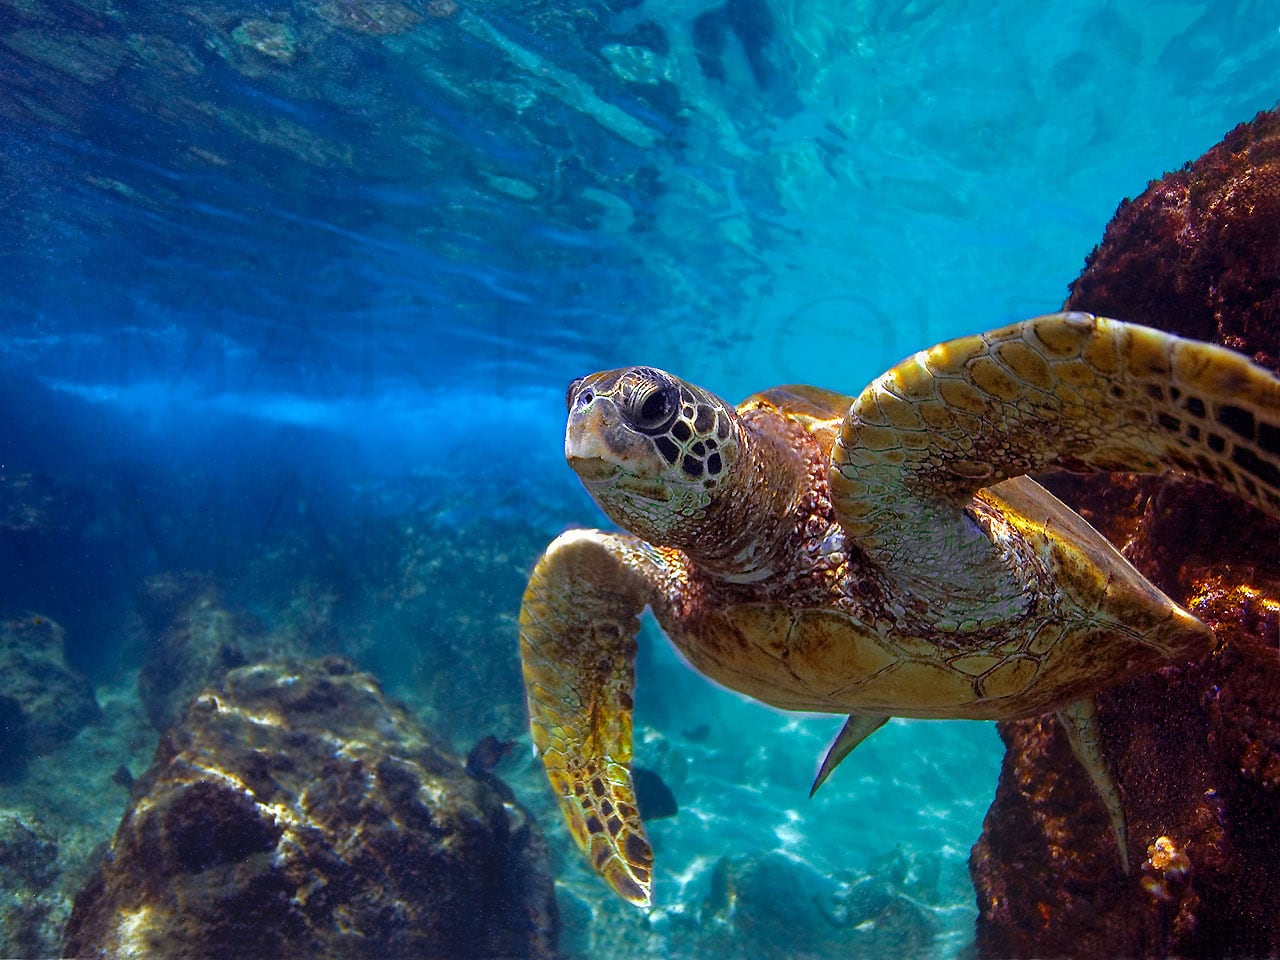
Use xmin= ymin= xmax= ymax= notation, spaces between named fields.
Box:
xmin=63 ymin=657 xmax=558 ymax=959
xmin=0 ymin=614 xmax=99 ymax=780
xmin=970 ymin=105 xmax=1280 ymax=958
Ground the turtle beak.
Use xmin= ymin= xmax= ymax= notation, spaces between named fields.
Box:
xmin=565 ymin=401 xmax=621 ymax=482
xmin=568 ymin=452 xmax=618 ymax=483
xmin=565 ymin=375 xmax=668 ymax=493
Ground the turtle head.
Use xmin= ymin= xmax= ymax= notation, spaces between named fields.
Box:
xmin=564 ymin=366 xmax=743 ymax=548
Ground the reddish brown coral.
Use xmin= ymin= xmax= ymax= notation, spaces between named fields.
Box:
xmin=1068 ymin=106 xmax=1280 ymax=371
xmin=971 ymin=105 xmax=1280 ymax=958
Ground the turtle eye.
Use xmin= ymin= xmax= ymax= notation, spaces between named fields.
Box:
xmin=566 ymin=377 xmax=590 ymax=412
xmin=625 ymin=374 xmax=679 ymax=434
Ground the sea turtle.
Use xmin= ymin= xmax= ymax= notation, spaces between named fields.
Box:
xmin=518 ymin=312 xmax=1280 ymax=906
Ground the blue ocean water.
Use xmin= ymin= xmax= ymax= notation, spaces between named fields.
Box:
xmin=1 ymin=0 xmax=1279 ymax=955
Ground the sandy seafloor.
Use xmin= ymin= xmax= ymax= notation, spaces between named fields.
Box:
xmin=3 ymin=0 xmax=1280 ymax=955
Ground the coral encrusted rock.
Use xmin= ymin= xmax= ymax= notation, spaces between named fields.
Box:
xmin=0 ymin=809 xmax=62 ymax=957
xmin=63 ymin=658 xmax=558 ymax=959
xmin=971 ymin=105 xmax=1280 ymax=958
xmin=0 ymin=615 xmax=99 ymax=779
xmin=135 ymin=573 xmax=282 ymax=732
xmin=1067 ymin=106 xmax=1280 ymax=372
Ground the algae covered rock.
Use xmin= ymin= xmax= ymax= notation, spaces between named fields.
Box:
xmin=0 ymin=810 xmax=62 ymax=957
xmin=970 ymin=104 xmax=1280 ymax=959
xmin=1067 ymin=105 xmax=1280 ymax=371
xmin=64 ymin=657 xmax=557 ymax=959
xmin=693 ymin=850 xmax=939 ymax=960
xmin=0 ymin=615 xmax=99 ymax=778
xmin=135 ymin=573 xmax=282 ymax=732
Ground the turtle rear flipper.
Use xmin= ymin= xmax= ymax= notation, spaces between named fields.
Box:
xmin=831 ymin=311 xmax=1280 ymax=580
xmin=519 ymin=529 xmax=656 ymax=906
xmin=975 ymin=474 xmax=1212 ymax=661
xmin=1056 ymin=697 xmax=1129 ymax=872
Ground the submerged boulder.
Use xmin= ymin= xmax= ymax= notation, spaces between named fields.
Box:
xmin=0 ymin=473 xmax=116 ymax=656
xmin=64 ymin=657 xmax=558 ymax=959
xmin=0 ymin=809 xmax=63 ymax=958
xmin=0 ymin=615 xmax=99 ymax=779
xmin=135 ymin=573 xmax=283 ymax=732
xmin=689 ymin=850 xmax=940 ymax=960
xmin=971 ymin=105 xmax=1280 ymax=958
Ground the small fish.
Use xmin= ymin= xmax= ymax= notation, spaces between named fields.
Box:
xmin=466 ymin=735 xmax=515 ymax=778
xmin=633 ymin=766 xmax=677 ymax=821
xmin=682 ymin=724 xmax=711 ymax=742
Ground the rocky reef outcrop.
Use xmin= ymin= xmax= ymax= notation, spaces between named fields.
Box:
xmin=1066 ymin=108 xmax=1280 ymax=372
xmin=0 ymin=615 xmax=100 ymax=780
xmin=697 ymin=850 xmax=941 ymax=960
xmin=0 ymin=473 xmax=114 ymax=663
xmin=0 ymin=809 xmax=63 ymax=957
xmin=135 ymin=572 xmax=288 ymax=732
xmin=971 ymin=105 xmax=1280 ymax=958
xmin=63 ymin=657 xmax=557 ymax=959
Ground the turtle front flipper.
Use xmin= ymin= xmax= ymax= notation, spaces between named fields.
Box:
xmin=519 ymin=529 xmax=658 ymax=906
xmin=831 ymin=312 xmax=1280 ymax=575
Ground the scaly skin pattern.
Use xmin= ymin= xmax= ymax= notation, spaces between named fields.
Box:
xmin=831 ymin=312 xmax=1280 ymax=577
xmin=519 ymin=530 xmax=662 ymax=906
xmin=519 ymin=312 xmax=1280 ymax=906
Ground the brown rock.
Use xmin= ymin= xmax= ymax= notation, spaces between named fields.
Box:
xmin=0 ymin=810 xmax=62 ymax=957
xmin=135 ymin=574 xmax=281 ymax=731
xmin=64 ymin=658 xmax=558 ymax=959
xmin=971 ymin=105 xmax=1280 ymax=958
xmin=1067 ymin=105 xmax=1280 ymax=371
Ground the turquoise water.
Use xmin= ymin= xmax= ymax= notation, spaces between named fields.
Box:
xmin=2 ymin=0 xmax=1279 ymax=955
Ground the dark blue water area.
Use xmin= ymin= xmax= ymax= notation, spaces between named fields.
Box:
xmin=2 ymin=0 xmax=1280 ymax=954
